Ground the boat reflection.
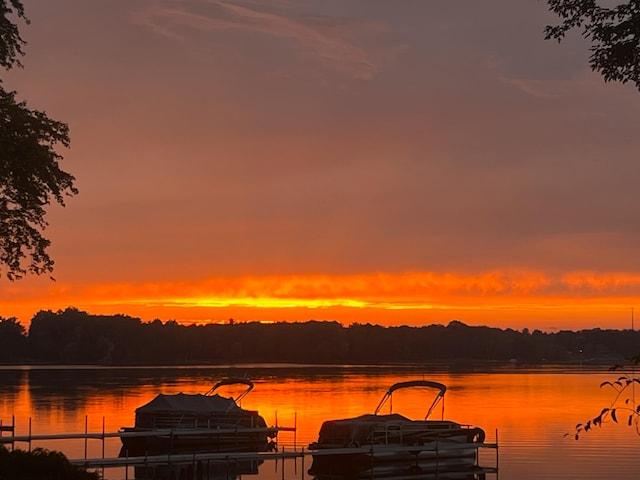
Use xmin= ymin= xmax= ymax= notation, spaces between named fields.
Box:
xmin=133 ymin=458 xmax=262 ymax=480
xmin=310 ymin=464 xmax=492 ymax=480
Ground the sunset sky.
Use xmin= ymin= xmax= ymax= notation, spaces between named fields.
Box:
xmin=2 ymin=0 xmax=640 ymax=332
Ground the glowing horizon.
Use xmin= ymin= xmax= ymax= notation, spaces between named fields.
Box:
xmin=2 ymin=270 xmax=638 ymax=331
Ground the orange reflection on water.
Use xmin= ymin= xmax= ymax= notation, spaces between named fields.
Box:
xmin=2 ymin=366 xmax=640 ymax=479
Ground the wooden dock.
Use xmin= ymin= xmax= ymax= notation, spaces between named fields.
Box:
xmin=1 ymin=416 xmax=499 ymax=479
xmin=69 ymin=441 xmax=499 ymax=468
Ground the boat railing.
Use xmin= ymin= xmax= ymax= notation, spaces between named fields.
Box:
xmin=120 ymin=425 xmax=283 ymax=439
xmin=149 ymin=412 xmax=257 ymax=430
xmin=374 ymin=422 xmax=482 ymax=446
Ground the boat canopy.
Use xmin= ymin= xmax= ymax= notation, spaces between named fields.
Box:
xmin=205 ymin=377 xmax=254 ymax=405
xmin=136 ymin=393 xmax=239 ymax=415
xmin=374 ymin=380 xmax=447 ymax=420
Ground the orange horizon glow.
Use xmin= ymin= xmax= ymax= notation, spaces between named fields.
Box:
xmin=2 ymin=270 xmax=639 ymax=331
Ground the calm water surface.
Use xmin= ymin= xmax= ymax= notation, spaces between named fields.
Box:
xmin=0 ymin=364 xmax=638 ymax=480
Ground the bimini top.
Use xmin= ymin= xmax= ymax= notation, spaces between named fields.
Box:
xmin=136 ymin=393 xmax=240 ymax=415
xmin=374 ymin=380 xmax=448 ymax=420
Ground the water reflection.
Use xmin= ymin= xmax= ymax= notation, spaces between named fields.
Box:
xmin=132 ymin=458 xmax=261 ymax=480
xmin=131 ymin=460 xmax=488 ymax=480
xmin=1 ymin=365 xmax=639 ymax=480
xmin=312 ymin=468 xmax=490 ymax=480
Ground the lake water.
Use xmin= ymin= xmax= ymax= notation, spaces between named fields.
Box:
xmin=1 ymin=364 xmax=639 ymax=480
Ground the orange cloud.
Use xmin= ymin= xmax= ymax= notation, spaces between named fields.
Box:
xmin=1 ymin=270 xmax=639 ymax=330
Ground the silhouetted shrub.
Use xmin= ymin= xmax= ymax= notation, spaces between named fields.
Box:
xmin=0 ymin=445 xmax=100 ymax=479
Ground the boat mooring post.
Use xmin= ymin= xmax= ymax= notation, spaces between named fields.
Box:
xmin=275 ymin=410 xmax=279 ymax=450
xmin=28 ymin=417 xmax=32 ymax=452
xmin=495 ymin=428 xmax=499 ymax=475
xmin=101 ymin=416 xmax=105 ymax=480
xmin=102 ymin=416 xmax=105 ymax=459
xmin=84 ymin=415 xmax=88 ymax=459
xmin=0 ymin=415 xmax=16 ymax=452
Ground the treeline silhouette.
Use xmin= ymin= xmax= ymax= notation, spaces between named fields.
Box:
xmin=1 ymin=308 xmax=639 ymax=365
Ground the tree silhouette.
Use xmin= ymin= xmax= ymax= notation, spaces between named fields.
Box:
xmin=0 ymin=316 xmax=26 ymax=361
xmin=545 ymin=0 xmax=640 ymax=91
xmin=0 ymin=0 xmax=77 ymax=280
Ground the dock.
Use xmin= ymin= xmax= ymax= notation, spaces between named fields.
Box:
xmin=1 ymin=416 xmax=498 ymax=479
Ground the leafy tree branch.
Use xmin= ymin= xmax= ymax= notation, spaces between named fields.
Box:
xmin=545 ymin=0 xmax=640 ymax=91
xmin=0 ymin=0 xmax=77 ymax=280
xmin=0 ymin=0 xmax=27 ymax=70
xmin=571 ymin=356 xmax=640 ymax=439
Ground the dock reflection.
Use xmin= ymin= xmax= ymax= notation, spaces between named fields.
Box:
xmin=311 ymin=469 xmax=490 ymax=480
xmin=133 ymin=458 xmax=262 ymax=480
xmin=129 ymin=457 xmax=491 ymax=480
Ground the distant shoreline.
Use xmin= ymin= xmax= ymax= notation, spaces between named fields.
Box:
xmin=3 ymin=309 xmax=638 ymax=367
xmin=0 ymin=361 xmax=619 ymax=370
